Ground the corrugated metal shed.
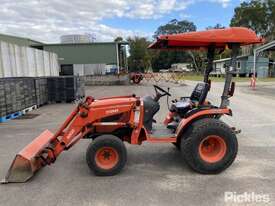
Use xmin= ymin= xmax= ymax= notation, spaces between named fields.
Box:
xmin=41 ymin=42 xmax=120 ymax=65
xmin=213 ymin=55 xmax=269 ymax=77
xmin=0 ymin=32 xmax=128 ymax=76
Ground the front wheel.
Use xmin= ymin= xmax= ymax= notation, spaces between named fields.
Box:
xmin=181 ymin=118 xmax=238 ymax=174
xmin=172 ymin=142 xmax=181 ymax=150
xmin=86 ymin=135 xmax=127 ymax=176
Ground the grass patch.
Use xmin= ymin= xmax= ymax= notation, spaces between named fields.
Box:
xmin=180 ymin=75 xmax=275 ymax=82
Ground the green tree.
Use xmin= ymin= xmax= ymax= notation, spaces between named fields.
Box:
xmin=266 ymin=0 xmax=275 ymax=39
xmin=154 ymin=19 xmax=196 ymax=38
xmin=127 ymin=37 xmax=151 ymax=72
xmin=230 ymin=0 xmax=274 ymax=37
xmin=152 ymin=19 xmax=196 ymax=71
xmin=114 ymin=36 xmax=123 ymax=42
xmin=206 ymin=23 xmax=225 ymax=30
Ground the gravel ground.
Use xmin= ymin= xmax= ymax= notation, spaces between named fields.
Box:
xmin=0 ymin=80 xmax=274 ymax=206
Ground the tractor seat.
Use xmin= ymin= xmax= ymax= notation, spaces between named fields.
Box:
xmin=170 ymin=82 xmax=210 ymax=118
xmin=189 ymin=82 xmax=209 ymax=104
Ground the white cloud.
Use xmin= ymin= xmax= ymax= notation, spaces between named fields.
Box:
xmin=0 ymin=0 xmax=231 ymax=42
xmin=210 ymin=0 xmax=231 ymax=8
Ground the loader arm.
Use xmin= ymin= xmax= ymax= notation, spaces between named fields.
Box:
xmin=40 ymin=105 xmax=92 ymax=165
xmin=3 ymin=100 xmax=95 ymax=183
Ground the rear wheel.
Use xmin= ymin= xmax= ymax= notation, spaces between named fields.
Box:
xmin=86 ymin=135 xmax=127 ymax=176
xmin=181 ymin=118 xmax=238 ymax=174
xmin=172 ymin=142 xmax=181 ymax=150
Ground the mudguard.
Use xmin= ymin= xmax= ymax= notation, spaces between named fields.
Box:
xmin=175 ymin=108 xmax=232 ymax=137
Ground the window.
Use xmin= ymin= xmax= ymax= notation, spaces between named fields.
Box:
xmin=237 ymin=61 xmax=241 ymax=69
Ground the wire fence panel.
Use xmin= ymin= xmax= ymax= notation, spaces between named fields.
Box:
xmin=1 ymin=42 xmax=12 ymax=77
xmin=43 ymin=51 xmax=51 ymax=76
xmin=35 ymin=49 xmax=45 ymax=76
xmin=8 ymin=43 xmax=17 ymax=77
xmin=0 ymin=41 xmax=59 ymax=78
xmin=26 ymin=47 xmax=36 ymax=77
xmin=138 ymin=72 xmax=185 ymax=84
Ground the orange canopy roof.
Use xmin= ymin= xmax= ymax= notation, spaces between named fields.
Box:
xmin=148 ymin=27 xmax=263 ymax=50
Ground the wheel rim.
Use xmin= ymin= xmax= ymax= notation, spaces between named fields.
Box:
xmin=95 ymin=147 xmax=119 ymax=170
xmin=134 ymin=76 xmax=140 ymax=84
xmin=199 ymin=135 xmax=227 ymax=163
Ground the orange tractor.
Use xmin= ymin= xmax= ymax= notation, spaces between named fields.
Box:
xmin=3 ymin=27 xmax=263 ymax=183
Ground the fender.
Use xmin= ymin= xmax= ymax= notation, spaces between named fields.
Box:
xmin=163 ymin=111 xmax=176 ymax=125
xmin=175 ymin=108 xmax=232 ymax=137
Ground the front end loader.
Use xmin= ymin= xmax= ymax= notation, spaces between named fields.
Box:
xmin=2 ymin=27 xmax=263 ymax=183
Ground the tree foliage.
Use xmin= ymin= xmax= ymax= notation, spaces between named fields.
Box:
xmin=127 ymin=37 xmax=151 ymax=72
xmin=114 ymin=36 xmax=123 ymax=42
xmin=154 ymin=19 xmax=196 ymax=38
xmin=151 ymin=19 xmax=196 ymax=71
xmin=206 ymin=23 xmax=225 ymax=30
xmin=230 ymin=0 xmax=275 ymax=38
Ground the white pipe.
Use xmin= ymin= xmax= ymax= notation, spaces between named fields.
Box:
xmin=253 ymin=50 xmax=257 ymax=77
xmin=116 ymin=43 xmax=120 ymax=74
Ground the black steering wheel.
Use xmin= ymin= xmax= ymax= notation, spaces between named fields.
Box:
xmin=153 ymin=85 xmax=171 ymax=101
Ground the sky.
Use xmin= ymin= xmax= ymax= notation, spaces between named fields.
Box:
xmin=0 ymin=0 xmax=247 ymax=43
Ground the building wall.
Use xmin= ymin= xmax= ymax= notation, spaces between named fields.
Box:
xmin=213 ymin=56 xmax=269 ymax=77
xmin=239 ymin=60 xmax=247 ymax=74
xmin=247 ymin=56 xmax=269 ymax=77
xmin=73 ymin=64 xmax=108 ymax=76
xmin=43 ymin=43 xmax=118 ymax=65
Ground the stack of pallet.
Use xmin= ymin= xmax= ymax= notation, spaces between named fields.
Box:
xmin=34 ymin=77 xmax=48 ymax=106
xmin=5 ymin=78 xmax=17 ymax=116
xmin=14 ymin=78 xmax=25 ymax=112
xmin=4 ymin=78 xmax=28 ymax=116
xmin=23 ymin=78 xmax=36 ymax=109
xmin=47 ymin=76 xmax=85 ymax=103
xmin=0 ymin=76 xmax=85 ymax=122
xmin=0 ymin=80 xmax=6 ymax=117
xmin=0 ymin=78 xmax=31 ymax=122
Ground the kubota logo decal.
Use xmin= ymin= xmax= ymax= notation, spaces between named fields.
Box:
xmin=106 ymin=109 xmax=119 ymax=114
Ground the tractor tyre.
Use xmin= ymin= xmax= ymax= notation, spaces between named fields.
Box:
xmin=86 ymin=135 xmax=127 ymax=176
xmin=133 ymin=77 xmax=141 ymax=84
xmin=172 ymin=142 xmax=181 ymax=150
xmin=181 ymin=118 xmax=238 ymax=174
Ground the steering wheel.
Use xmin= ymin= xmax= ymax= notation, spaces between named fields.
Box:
xmin=153 ymin=85 xmax=171 ymax=101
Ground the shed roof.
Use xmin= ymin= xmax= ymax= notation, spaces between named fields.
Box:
xmin=213 ymin=55 xmax=250 ymax=63
xmin=0 ymin=33 xmax=43 ymax=46
xmin=39 ymin=41 xmax=128 ymax=47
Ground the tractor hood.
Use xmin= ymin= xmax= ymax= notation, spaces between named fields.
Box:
xmin=92 ymin=96 xmax=137 ymax=108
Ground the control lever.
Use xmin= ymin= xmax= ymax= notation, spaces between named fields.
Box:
xmin=167 ymin=87 xmax=170 ymax=110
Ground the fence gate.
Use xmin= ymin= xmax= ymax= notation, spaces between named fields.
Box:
xmin=133 ymin=72 xmax=185 ymax=84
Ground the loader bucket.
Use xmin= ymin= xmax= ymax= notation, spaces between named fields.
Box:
xmin=2 ymin=130 xmax=54 ymax=183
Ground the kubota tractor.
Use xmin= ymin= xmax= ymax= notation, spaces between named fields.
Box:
xmin=2 ymin=27 xmax=263 ymax=183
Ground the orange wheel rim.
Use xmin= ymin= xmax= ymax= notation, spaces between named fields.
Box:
xmin=95 ymin=147 xmax=119 ymax=170
xmin=199 ymin=135 xmax=227 ymax=163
